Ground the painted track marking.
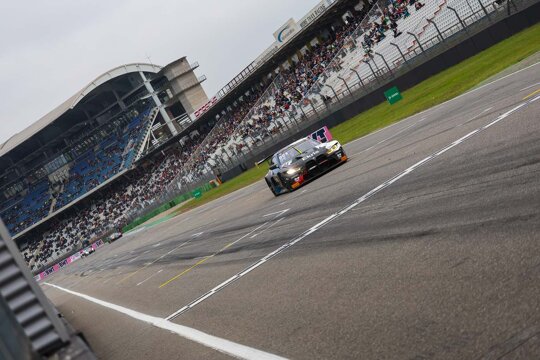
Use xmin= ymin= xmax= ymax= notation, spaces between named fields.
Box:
xmin=520 ymin=82 xmax=540 ymax=91
xmin=250 ymin=218 xmax=285 ymax=238
xmin=137 ymin=269 xmax=163 ymax=286
xmin=117 ymin=237 xmax=195 ymax=284
xmin=346 ymin=61 xmax=540 ymax=148
xmin=44 ymin=282 xmax=286 ymax=360
xmin=165 ymin=99 xmax=534 ymax=321
xmin=523 ymin=88 xmax=540 ymax=100
xmin=263 ymin=209 xmax=290 ymax=218
xmin=159 ymin=221 xmax=269 ymax=288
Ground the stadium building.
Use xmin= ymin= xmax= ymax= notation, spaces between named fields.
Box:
xmin=0 ymin=58 xmax=210 ymax=257
xmin=1 ymin=0 xmax=395 ymax=273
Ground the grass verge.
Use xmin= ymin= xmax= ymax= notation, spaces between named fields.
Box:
xmin=171 ymin=166 xmax=268 ymax=214
xmin=331 ymin=22 xmax=540 ymax=143
xmin=159 ymin=23 xmax=539 ymax=220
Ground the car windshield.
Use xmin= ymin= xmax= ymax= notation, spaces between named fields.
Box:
xmin=277 ymin=148 xmax=299 ymax=165
xmin=276 ymin=139 xmax=320 ymax=165
xmin=295 ymin=139 xmax=320 ymax=152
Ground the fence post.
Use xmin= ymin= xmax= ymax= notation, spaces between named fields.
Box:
xmin=476 ymin=0 xmax=491 ymax=20
xmin=447 ymin=6 xmax=466 ymax=30
xmin=223 ymin=149 xmax=234 ymax=164
xmin=338 ymin=76 xmax=353 ymax=96
xmin=363 ymin=60 xmax=380 ymax=83
xmin=374 ymin=52 xmax=393 ymax=76
xmin=507 ymin=0 xmax=518 ymax=15
xmin=299 ymin=104 xmax=309 ymax=119
xmin=348 ymin=68 xmax=363 ymax=89
xmin=426 ymin=19 xmax=445 ymax=42
xmin=407 ymin=31 xmax=425 ymax=54
xmin=309 ymin=99 xmax=320 ymax=115
xmin=289 ymin=111 xmax=300 ymax=128
xmin=280 ymin=116 xmax=291 ymax=131
xmin=390 ymin=42 xmax=410 ymax=69
xmin=325 ymin=84 xmax=340 ymax=103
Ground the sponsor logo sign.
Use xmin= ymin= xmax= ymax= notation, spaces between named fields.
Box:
xmin=192 ymin=188 xmax=203 ymax=199
xmin=309 ymin=126 xmax=333 ymax=143
xmin=193 ymin=96 xmax=219 ymax=119
xmin=274 ymin=18 xmax=300 ymax=46
xmin=299 ymin=0 xmax=336 ymax=29
xmin=384 ymin=86 xmax=403 ymax=105
xmin=35 ymin=240 xmax=105 ymax=281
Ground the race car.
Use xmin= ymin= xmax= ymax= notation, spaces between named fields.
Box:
xmin=107 ymin=232 xmax=123 ymax=243
xmin=261 ymin=137 xmax=347 ymax=196
xmin=81 ymin=247 xmax=95 ymax=257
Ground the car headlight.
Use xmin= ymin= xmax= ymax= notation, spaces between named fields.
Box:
xmin=286 ymin=167 xmax=300 ymax=175
xmin=327 ymin=143 xmax=340 ymax=154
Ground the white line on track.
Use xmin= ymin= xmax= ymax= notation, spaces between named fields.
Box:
xmin=137 ymin=269 xmax=163 ymax=286
xmin=263 ymin=209 xmax=289 ymax=218
xmin=354 ymin=120 xmax=420 ymax=155
xmin=127 ymin=254 xmax=143 ymax=263
xmin=116 ymin=237 xmax=196 ymax=284
xmin=165 ymin=98 xmax=534 ymax=321
xmin=250 ymin=218 xmax=285 ymax=239
xmin=481 ymin=107 xmax=493 ymax=114
xmin=44 ymin=282 xmax=286 ymax=360
xmin=347 ymin=61 xmax=540 ymax=147
xmin=520 ymin=82 xmax=540 ymax=91
xmin=456 ymin=106 xmax=494 ymax=128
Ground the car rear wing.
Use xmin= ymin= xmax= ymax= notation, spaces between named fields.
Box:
xmin=255 ymin=153 xmax=274 ymax=167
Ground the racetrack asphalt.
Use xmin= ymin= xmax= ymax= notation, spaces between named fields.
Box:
xmin=42 ymin=62 xmax=540 ymax=360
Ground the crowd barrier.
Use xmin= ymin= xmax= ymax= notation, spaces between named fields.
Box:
xmin=34 ymin=240 xmax=105 ymax=282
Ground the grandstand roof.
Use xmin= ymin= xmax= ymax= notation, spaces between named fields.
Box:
xmin=0 ymin=63 xmax=162 ymax=159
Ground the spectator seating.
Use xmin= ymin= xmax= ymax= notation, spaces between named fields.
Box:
xmin=1 ymin=106 xmax=154 ymax=235
xmin=12 ymin=0 xmax=496 ymax=271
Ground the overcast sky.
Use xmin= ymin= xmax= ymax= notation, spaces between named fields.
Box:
xmin=0 ymin=0 xmax=321 ymax=145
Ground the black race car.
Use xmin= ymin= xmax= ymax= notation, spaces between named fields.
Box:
xmin=261 ymin=137 xmax=347 ymax=196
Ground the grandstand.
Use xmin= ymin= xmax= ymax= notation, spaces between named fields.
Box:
xmin=0 ymin=0 xmax=517 ymax=273
xmin=0 ymin=60 xmax=209 ymax=268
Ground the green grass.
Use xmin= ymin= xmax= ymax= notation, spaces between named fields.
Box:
xmin=332 ymin=22 xmax=540 ymax=143
xmin=171 ymin=166 xmax=269 ymax=214
xmin=161 ymin=23 xmax=539 ymax=219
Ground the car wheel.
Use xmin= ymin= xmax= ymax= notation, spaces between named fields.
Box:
xmin=340 ymin=149 xmax=348 ymax=161
xmin=266 ymin=179 xmax=279 ymax=197
xmin=278 ymin=174 xmax=294 ymax=192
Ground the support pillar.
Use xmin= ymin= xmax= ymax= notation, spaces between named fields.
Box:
xmin=139 ymin=71 xmax=177 ymax=136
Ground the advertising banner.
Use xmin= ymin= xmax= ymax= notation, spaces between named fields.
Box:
xmin=193 ymin=96 xmax=219 ymax=120
xmin=274 ymin=18 xmax=301 ymax=46
xmin=35 ymin=240 xmax=105 ymax=281
xmin=299 ymin=0 xmax=337 ymax=29
xmin=310 ymin=126 xmax=333 ymax=143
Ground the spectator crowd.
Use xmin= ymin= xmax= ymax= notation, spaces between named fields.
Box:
xmin=11 ymin=0 xmax=428 ymax=271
